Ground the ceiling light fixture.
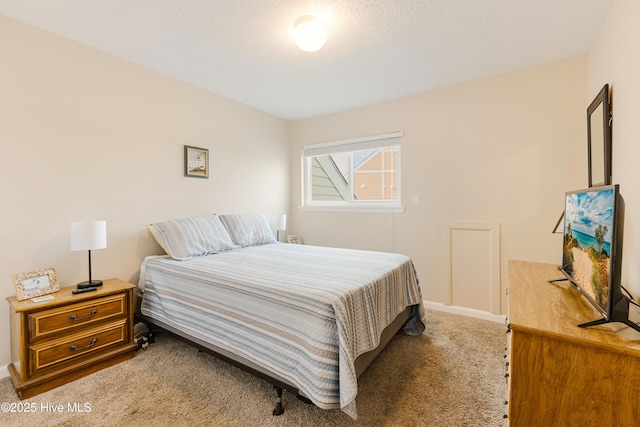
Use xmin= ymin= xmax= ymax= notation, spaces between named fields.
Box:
xmin=294 ymin=15 xmax=327 ymax=52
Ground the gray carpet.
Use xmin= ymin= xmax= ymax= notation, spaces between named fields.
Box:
xmin=0 ymin=309 xmax=505 ymax=426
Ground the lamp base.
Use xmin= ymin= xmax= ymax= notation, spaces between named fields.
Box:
xmin=76 ymin=280 xmax=103 ymax=289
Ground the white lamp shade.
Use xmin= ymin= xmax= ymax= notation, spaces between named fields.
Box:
xmin=71 ymin=221 xmax=107 ymax=251
xmin=272 ymin=214 xmax=287 ymax=231
xmin=294 ymin=16 xmax=327 ymax=52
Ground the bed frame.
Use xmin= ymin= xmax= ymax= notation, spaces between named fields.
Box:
xmin=135 ymin=305 xmax=412 ymax=415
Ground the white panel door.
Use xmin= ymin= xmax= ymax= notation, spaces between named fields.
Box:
xmin=443 ymin=221 xmax=501 ymax=314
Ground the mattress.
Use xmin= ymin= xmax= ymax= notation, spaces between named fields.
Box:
xmin=139 ymin=242 xmax=425 ymax=418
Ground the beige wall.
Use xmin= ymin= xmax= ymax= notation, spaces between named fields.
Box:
xmin=290 ymin=56 xmax=588 ymax=311
xmin=588 ymin=0 xmax=640 ymax=303
xmin=0 ymin=16 xmax=289 ymax=368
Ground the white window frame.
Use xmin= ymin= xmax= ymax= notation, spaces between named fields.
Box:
xmin=301 ymin=132 xmax=404 ymax=213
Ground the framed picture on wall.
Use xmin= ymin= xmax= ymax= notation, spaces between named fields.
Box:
xmin=587 ymin=84 xmax=612 ymax=187
xmin=184 ymin=145 xmax=209 ymax=178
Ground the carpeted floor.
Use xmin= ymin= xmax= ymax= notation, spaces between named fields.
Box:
xmin=0 ymin=309 xmax=505 ymax=426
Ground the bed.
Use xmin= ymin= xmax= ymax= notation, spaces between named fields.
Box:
xmin=137 ymin=213 xmax=425 ymax=419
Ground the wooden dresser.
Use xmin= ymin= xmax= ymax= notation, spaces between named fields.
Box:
xmin=6 ymin=278 xmax=137 ymax=399
xmin=505 ymin=260 xmax=640 ymax=426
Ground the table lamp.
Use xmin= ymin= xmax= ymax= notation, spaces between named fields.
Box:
xmin=71 ymin=220 xmax=107 ymax=289
xmin=272 ymin=214 xmax=287 ymax=242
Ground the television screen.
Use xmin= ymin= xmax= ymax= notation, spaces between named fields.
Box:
xmin=561 ymin=185 xmax=619 ymax=318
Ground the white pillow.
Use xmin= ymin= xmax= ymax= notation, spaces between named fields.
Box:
xmin=148 ymin=215 xmax=238 ymax=260
xmin=219 ymin=213 xmax=276 ymax=247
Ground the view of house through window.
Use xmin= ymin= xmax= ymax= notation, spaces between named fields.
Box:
xmin=304 ymin=133 xmax=401 ymax=206
xmin=353 ymin=147 xmax=397 ymax=200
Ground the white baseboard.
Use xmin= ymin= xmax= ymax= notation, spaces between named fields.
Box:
xmin=424 ymin=300 xmax=506 ymax=323
xmin=0 ymin=364 xmax=9 ymax=379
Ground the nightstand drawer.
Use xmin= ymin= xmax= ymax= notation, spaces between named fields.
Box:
xmin=28 ymin=293 xmax=127 ymax=341
xmin=29 ymin=320 xmax=129 ymax=375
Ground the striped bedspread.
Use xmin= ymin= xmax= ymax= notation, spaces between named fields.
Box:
xmin=139 ymin=243 xmax=425 ymax=418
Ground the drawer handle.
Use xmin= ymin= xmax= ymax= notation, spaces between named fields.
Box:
xmin=69 ymin=309 xmax=98 ymax=322
xmin=70 ymin=338 xmax=98 ymax=352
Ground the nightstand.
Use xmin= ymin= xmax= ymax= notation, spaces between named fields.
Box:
xmin=6 ymin=278 xmax=137 ymax=399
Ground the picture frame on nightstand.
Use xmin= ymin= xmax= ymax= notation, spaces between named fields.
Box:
xmin=287 ymin=235 xmax=302 ymax=244
xmin=12 ymin=267 xmax=59 ymax=301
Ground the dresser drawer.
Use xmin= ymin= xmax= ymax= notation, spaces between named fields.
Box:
xmin=29 ymin=319 xmax=129 ymax=375
xmin=28 ymin=294 xmax=127 ymax=341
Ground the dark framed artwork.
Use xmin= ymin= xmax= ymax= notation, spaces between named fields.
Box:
xmin=587 ymin=84 xmax=612 ymax=187
xmin=184 ymin=145 xmax=209 ymax=178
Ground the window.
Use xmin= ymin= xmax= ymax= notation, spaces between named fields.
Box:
xmin=302 ymin=132 xmax=402 ymax=210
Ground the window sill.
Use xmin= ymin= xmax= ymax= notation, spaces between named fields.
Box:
xmin=298 ymin=205 xmax=405 ymax=214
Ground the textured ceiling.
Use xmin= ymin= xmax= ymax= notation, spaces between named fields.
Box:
xmin=0 ymin=0 xmax=613 ymax=120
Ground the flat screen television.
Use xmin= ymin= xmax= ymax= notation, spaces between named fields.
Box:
xmin=558 ymin=185 xmax=639 ymax=333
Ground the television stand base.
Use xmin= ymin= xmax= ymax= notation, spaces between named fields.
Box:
xmin=579 ymin=317 xmax=640 ymax=334
xmin=578 ymin=295 xmax=640 ymax=334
